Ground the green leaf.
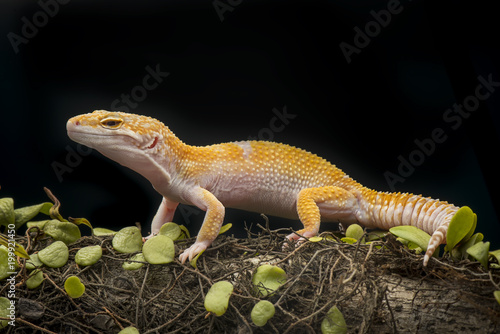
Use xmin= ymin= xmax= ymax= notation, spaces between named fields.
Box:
xmin=112 ymin=226 xmax=143 ymax=253
xmin=321 ymin=306 xmax=347 ymax=334
xmin=64 ymin=275 xmax=85 ymax=298
xmin=14 ymin=202 xmax=53 ymax=229
xmin=68 ymin=217 xmax=93 ymax=230
xmin=489 ymin=249 xmax=500 ymax=264
xmin=0 ymin=246 xmax=18 ymax=280
xmin=26 ymin=269 xmax=44 ymax=289
xmin=252 ymin=264 xmax=287 ymax=297
xmin=93 ymin=227 xmax=117 ymax=236
xmin=204 ymin=281 xmax=234 ymax=316
xmin=219 ymin=223 xmax=232 ymax=235
xmin=75 ymin=245 xmax=102 ymax=266
xmin=26 ymin=253 xmax=43 ymax=271
xmin=158 ymin=222 xmax=181 ymax=240
xmin=251 ymin=300 xmax=275 ymax=327
xmin=178 ymin=225 xmax=190 ymax=239
xmin=463 ymin=213 xmax=477 ymax=242
xmin=38 ymin=241 xmax=69 ymax=268
xmin=446 ymin=206 xmax=475 ymax=250
xmin=466 ymin=241 xmax=490 ymax=268
xmin=118 ymin=326 xmax=140 ymax=334
xmin=43 ymin=220 xmax=81 ymax=244
xmin=142 ymin=235 xmax=175 ymax=264
xmin=389 ymin=226 xmax=433 ymax=252
xmin=26 ymin=220 xmax=50 ymax=230
xmin=0 ymin=198 xmax=15 ymax=227
xmin=345 ymin=224 xmax=364 ymax=241
xmin=0 ymin=234 xmax=29 ymax=259
xmin=123 ymin=253 xmax=146 ymax=270
xmin=407 ymin=242 xmax=423 ymax=254
xmin=340 ymin=237 xmax=357 ymax=244
xmin=308 ymin=236 xmax=323 ymax=242
xmin=0 ymin=297 xmax=12 ymax=329
xmin=453 ymin=233 xmax=484 ymax=261
xmin=494 ymin=291 xmax=500 ymax=305
xmin=190 ymin=249 xmax=204 ymax=269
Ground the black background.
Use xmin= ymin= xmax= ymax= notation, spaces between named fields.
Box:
xmin=1 ymin=0 xmax=499 ymax=248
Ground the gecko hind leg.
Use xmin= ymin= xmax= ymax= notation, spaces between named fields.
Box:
xmin=286 ymin=186 xmax=359 ymax=242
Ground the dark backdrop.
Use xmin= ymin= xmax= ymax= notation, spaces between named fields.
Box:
xmin=1 ymin=0 xmax=499 ymax=248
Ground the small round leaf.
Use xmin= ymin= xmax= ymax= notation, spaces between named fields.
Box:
xmin=0 ymin=297 xmax=12 ymax=329
xmin=0 ymin=246 xmax=18 ymax=280
xmin=26 ymin=269 xmax=44 ymax=289
xmin=321 ymin=306 xmax=347 ymax=334
xmin=123 ymin=253 xmax=146 ymax=270
xmin=204 ymin=281 xmax=233 ymax=316
xmin=252 ymin=265 xmax=287 ymax=297
xmin=112 ymin=226 xmax=143 ymax=253
xmin=64 ymin=276 xmax=85 ymax=298
xmin=159 ymin=222 xmax=181 ymax=240
xmin=251 ymin=300 xmax=275 ymax=327
xmin=43 ymin=220 xmax=81 ymax=244
xmin=345 ymin=224 xmax=364 ymax=241
xmin=38 ymin=241 xmax=69 ymax=268
xmin=142 ymin=235 xmax=175 ymax=264
xmin=26 ymin=253 xmax=43 ymax=271
xmin=0 ymin=198 xmax=15 ymax=227
xmin=75 ymin=245 xmax=102 ymax=266
xmin=118 ymin=326 xmax=140 ymax=334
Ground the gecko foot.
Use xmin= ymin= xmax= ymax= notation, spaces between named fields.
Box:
xmin=143 ymin=233 xmax=157 ymax=242
xmin=283 ymin=230 xmax=317 ymax=249
xmin=179 ymin=241 xmax=210 ymax=264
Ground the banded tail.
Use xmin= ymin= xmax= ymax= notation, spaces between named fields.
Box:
xmin=357 ymin=190 xmax=460 ymax=265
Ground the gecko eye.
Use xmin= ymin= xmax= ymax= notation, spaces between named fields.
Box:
xmin=100 ymin=117 xmax=123 ymax=129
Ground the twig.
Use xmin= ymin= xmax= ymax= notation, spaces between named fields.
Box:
xmin=143 ymin=292 xmax=202 ymax=334
xmin=0 ymin=317 xmax=58 ymax=334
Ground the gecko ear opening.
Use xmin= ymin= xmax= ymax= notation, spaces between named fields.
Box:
xmin=147 ymin=137 xmax=159 ymax=149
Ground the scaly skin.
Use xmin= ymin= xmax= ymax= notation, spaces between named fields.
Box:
xmin=67 ymin=110 xmax=463 ymax=265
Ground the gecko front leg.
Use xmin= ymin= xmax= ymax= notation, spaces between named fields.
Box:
xmin=146 ymin=197 xmax=179 ymax=239
xmin=179 ymin=187 xmax=225 ymax=264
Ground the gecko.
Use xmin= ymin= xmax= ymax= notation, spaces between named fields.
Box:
xmin=67 ymin=110 xmax=470 ymax=266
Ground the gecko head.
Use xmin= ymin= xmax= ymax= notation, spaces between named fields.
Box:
xmin=67 ymin=110 xmax=167 ymax=167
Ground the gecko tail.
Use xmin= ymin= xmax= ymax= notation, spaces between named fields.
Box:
xmin=356 ymin=188 xmax=461 ymax=266
xmin=423 ymin=225 xmax=448 ymax=266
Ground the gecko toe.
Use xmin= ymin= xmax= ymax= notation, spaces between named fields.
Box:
xmin=179 ymin=241 xmax=209 ymax=264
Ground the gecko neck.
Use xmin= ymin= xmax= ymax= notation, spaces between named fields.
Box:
xmin=129 ymin=126 xmax=190 ymax=189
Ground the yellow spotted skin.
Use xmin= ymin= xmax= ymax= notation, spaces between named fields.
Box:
xmin=67 ymin=110 xmax=462 ymax=265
